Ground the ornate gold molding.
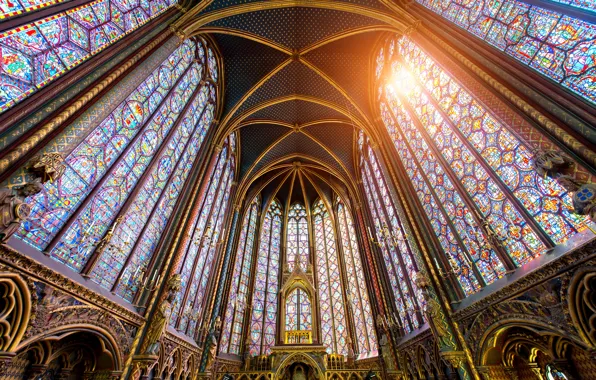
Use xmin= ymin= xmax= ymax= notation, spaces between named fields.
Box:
xmin=0 ymin=245 xmax=143 ymax=325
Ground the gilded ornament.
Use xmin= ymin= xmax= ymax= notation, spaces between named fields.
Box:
xmin=28 ymin=153 xmax=66 ymax=183
xmin=0 ymin=183 xmax=43 ymax=244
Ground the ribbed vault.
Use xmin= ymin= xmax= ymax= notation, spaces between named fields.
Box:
xmin=172 ymin=0 xmax=417 ymax=202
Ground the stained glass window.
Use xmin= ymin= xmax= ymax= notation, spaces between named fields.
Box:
xmin=285 ymin=288 xmax=312 ymax=332
xmin=415 ymin=0 xmax=596 ymax=104
xmin=249 ymin=199 xmax=282 ymax=356
xmin=208 ymin=47 xmax=218 ymax=82
xmin=313 ymin=199 xmax=348 ymax=355
xmin=170 ymin=133 xmax=236 ymax=340
xmin=336 ymin=200 xmax=377 ymax=356
xmin=19 ymin=39 xmax=198 ymax=252
xmin=0 ymin=0 xmax=177 ymax=114
xmin=1 ymin=0 xmax=69 ymax=19
xmin=16 ymin=38 xmax=220 ymax=307
xmin=220 ymin=197 xmax=260 ymax=355
xmin=287 ymin=203 xmax=309 ymax=272
xmin=375 ymin=35 xmax=590 ymax=294
xmin=358 ymin=132 xmax=424 ymax=333
xmin=548 ymin=0 xmax=596 ymax=12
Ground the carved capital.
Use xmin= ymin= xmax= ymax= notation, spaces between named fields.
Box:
xmin=131 ymin=354 xmax=159 ymax=379
xmin=532 ymin=149 xmax=572 ymax=179
xmin=169 ymin=25 xmax=186 ymax=43
xmin=0 ymin=183 xmax=43 ymax=243
xmin=28 ymin=153 xmax=65 ymax=183
xmin=439 ymin=351 xmax=466 ymax=369
xmin=0 ymin=352 xmax=16 ymax=376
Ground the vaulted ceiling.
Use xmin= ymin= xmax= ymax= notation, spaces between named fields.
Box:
xmin=174 ymin=0 xmax=417 ymax=205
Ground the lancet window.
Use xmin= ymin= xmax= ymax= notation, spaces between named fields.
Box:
xmin=222 ymin=194 xmax=379 ymax=357
xmin=414 ymin=0 xmax=596 ymax=104
xmin=336 ymin=200 xmax=377 ymax=356
xmin=249 ymin=199 xmax=283 ymax=356
xmin=376 ymin=35 xmax=591 ymax=296
xmin=285 ymin=288 xmax=312 ymax=332
xmin=16 ymin=39 xmax=217 ymax=303
xmin=0 ymin=0 xmax=178 ymax=113
xmin=220 ymin=197 xmax=260 ymax=355
xmin=313 ymin=198 xmax=348 ymax=355
xmin=169 ymin=133 xmax=236 ymax=339
xmin=287 ymin=202 xmax=309 ymax=272
xmin=358 ymin=132 xmax=425 ymax=334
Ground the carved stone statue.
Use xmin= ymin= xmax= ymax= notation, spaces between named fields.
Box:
xmin=414 ymin=273 xmax=455 ymax=349
xmin=213 ymin=316 xmax=222 ymax=339
xmin=206 ymin=316 xmax=223 ymax=371
xmin=206 ymin=331 xmax=218 ymax=371
xmin=0 ymin=182 xmax=43 ymax=243
xmin=379 ymin=333 xmax=394 ymax=370
xmin=143 ymin=274 xmax=182 ymax=355
xmin=243 ymin=341 xmax=252 ymax=371
xmin=532 ymin=149 xmax=572 ymax=179
xmin=424 ymin=297 xmax=453 ymax=348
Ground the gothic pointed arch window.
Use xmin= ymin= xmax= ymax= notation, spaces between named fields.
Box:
xmin=312 ymin=198 xmax=348 ymax=355
xmin=0 ymin=0 xmax=178 ymax=113
xmin=169 ymin=133 xmax=236 ymax=339
xmin=220 ymin=196 xmax=260 ymax=355
xmin=285 ymin=287 xmax=312 ymax=332
xmin=375 ymin=35 xmax=592 ymax=295
xmin=287 ymin=202 xmax=309 ymax=272
xmin=336 ymin=199 xmax=377 ymax=357
xmin=414 ymin=0 xmax=596 ymax=104
xmin=249 ymin=198 xmax=283 ymax=356
xmin=358 ymin=132 xmax=425 ymax=333
xmin=15 ymin=38 xmax=218 ymax=303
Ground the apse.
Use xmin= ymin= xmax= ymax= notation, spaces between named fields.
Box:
xmin=219 ymin=161 xmax=378 ymax=360
xmin=0 ymin=0 xmax=594 ymax=378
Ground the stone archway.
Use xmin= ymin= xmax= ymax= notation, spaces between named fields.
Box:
xmin=274 ymin=353 xmax=325 ymax=380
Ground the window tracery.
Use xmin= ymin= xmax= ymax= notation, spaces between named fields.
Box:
xmin=287 ymin=203 xmax=309 ymax=272
xmin=285 ymin=288 xmax=312 ymax=332
xmin=249 ymin=199 xmax=282 ymax=356
xmin=169 ymin=133 xmax=236 ymax=339
xmin=220 ymin=197 xmax=260 ymax=355
xmin=358 ymin=132 xmax=425 ymax=333
xmin=415 ymin=0 xmax=596 ymax=104
xmin=336 ymin=200 xmax=377 ymax=356
xmin=313 ymin=198 xmax=348 ymax=355
xmin=0 ymin=0 xmax=178 ymax=113
xmin=376 ymin=35 xmax=592 ymax=295
xmin=17 ymin=39 xmax=219 ymax=306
